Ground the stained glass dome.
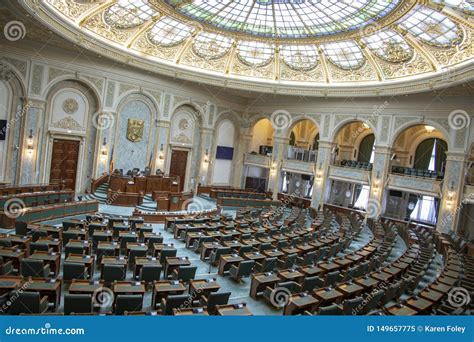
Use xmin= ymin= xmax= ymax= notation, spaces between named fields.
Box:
xmin=21 ymin=0 xmax=474 ymax=96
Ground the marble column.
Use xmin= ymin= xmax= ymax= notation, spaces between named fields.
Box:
xmin=94 ymin=111 xmax=116 ymax=177
xmin=199 ymin=127 xmax=214 ymax=187
xmin=268 ymin=135 xmax=288 ymax=200
xmin=367 ymin=145 xmax=392 ymax=219
xmin=311 ymin=140 xmax=335 ymax=210
xmin=437 ymin=151 xmax=468 ymax=233
xmin=233 ymin=129 xmax=252 ymax=188
xmin=19 ymin=99 xmax=45 ymax=185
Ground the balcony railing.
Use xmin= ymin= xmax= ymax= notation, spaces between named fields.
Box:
xmin=387 ymin=174 xmax=442 ymax=197
xmin=328 ymin=165 xmax=370 ymax=185
xmin=281 ymin=159 xmax=315 ymax=175
xmin=286 ymin=145 xmax=317 ymax=163
xmin=244 ymin=153 xmax=271 ymax=168
xmin=391 ymin=166 xmax=444 ymax=180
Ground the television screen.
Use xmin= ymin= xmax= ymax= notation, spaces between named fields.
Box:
xmin=216 ymin=146 xmax=234 ymax=160
xmin=0 ymin=120 xmax=6 ymax=140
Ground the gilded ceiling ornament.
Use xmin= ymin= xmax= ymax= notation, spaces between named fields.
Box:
xmin=382 ymin=40 xmax=413 ymax=63
xmin=62 ymin=98 xmax=79 ymax=115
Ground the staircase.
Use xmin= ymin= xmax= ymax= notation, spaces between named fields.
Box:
xmin=137 ymin=194 xmax=156 ymax=211
xmin=84 ymin=183 xmax=108 ymax=204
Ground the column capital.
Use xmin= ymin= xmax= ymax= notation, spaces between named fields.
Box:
xmin=318 ymin=141 xmax=337 ymax=149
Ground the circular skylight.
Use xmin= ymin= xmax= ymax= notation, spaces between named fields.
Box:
xmin=31 ymin=0 xmax=474 ymax=96
xmin=165 ymin=0 xmax=402 ymax=39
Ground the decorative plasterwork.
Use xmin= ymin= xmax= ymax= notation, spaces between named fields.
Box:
xmin=19 ymin=0 xmax=474 ymax=97
xmin=328 ymin=166 xmax=371 ymax=185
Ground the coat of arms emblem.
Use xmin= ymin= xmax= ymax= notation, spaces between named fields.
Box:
xmin=126 ymin=119 xmax=144 ymax=142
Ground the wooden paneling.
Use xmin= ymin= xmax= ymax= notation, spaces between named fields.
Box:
xmin=169 ymin=150 xmax=188 ymax=192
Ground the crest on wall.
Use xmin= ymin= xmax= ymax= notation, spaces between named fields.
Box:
xmin=126 ymin=119 xmax=144 ymax=142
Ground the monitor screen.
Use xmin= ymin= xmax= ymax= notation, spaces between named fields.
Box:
xmin=216 ymin=146 xmax=234 ymax=160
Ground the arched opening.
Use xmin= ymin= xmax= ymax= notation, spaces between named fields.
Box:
xmin=249 ymin=118 xmax=274 ymax=155
xmin=386 ymin=124 xmax=449 ymax=226
xmin=328 ymin=121 xmax=374 ymax=210
xmin=281 ymin=119 xmax=319 ymax=197
xmin=211 ymin=120 xmax=236 ymax=185
xmin=0 ymin=80 xmax=11 ymax=182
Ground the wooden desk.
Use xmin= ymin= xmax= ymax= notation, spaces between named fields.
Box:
xmin=152 ymin=243 xmax=176 ymax=257
xmin=346 ymin=253 xmax=364 ymax=263
xmin=334 ymin=258 xmax=353 ymax=268
xmin=100 ymin=256 xmax=128 ymax=274
xmin=296 ymin=244 xmax=315 ymax=254
xmin=313 ymin=288 xmax=343 ymax=304
xmin=218 ymin=254 xmax=244 ymax=276
xmin=0 ymin=234 xmax=31 ymax=251
xmin=223 ymin=240 xmax=244 ymax=250
xmin=65 ymin=239 xmax=91 ymax=256
xmin=244 ymin=251 xmax=266 ymax=263
xmin=371 ymin=271 xmax=392 ymax=282
xmin=164 ymin=257 xmax=191 ymax=278
xmin=216 ymin=303 xmax=252 ymax=316
xmin=419 ymin=288 xmax=444 ymax=303
xmin=278 ymin=269 xmax=304 ymax=283
xmin=173 ymin=307 xmax=209 ymax=316
xmin=27 ymin=278 xmax=61 ymax=309
xmin=69 ymin=280 xmax=104 ymax=294
xmin=387 ymin=304 xmax=417 ymax=316
xmin=34 ymin=237 xmax=62 ymax=253
xmin=283 ymin=293 xmax=319 ymax=315
xmin=113 ymin=281 xmax=146 ymax=297
xmin=65 ymin=254 xmax=95 ymax=279
xmin=0 ymin=275 xmax=22 ymax=295
xmin=133 ymin=256 xmax=161 ymax=279
xmin=406 ymin=297 xmax=434 ymax=312
xmin=0 ymin=246 xmax=26 ymax=270
xmin=249 ymin=272 xmax=280 ymax=299
xmin=263 ymin=249 xmax=285 ymax=259
xmin=200 ymin=242 xmax=222 ymax=261
xmin=189 ymin=279 xmax=220 ymax=298
xmin=300 ymin=265 xmax=324 ymax=277
xmin=186 ymin=232 xmax=205 ymax=248
xmin=281 ymin=246 xmax=300 ymax=255
xmin=152 ymin=280 xmax=186 ymax=308
xmin=319 ymin=262 xmax=339 ymax=273
xmin=337 ymin=282 xmax=363 ymax=297
xmin=429 ymin=282 xmax=452 ymax=294
xmin=354 ymin=276 xmax=379 ymax=290
xmin=28 ymin=251 xmax=61 ymax=276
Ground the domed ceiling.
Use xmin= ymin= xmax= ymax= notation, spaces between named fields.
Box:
xmin=20 ymin=0 xmax=474 ymax=96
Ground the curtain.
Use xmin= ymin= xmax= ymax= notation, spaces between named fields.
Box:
xmin=410 ymin=195 xmax=437 ymax=224
xmin=406 ymin=194 xmax=418 ymax=219
xmin=354 ymin=185 xmax=370 ymax=210
xmin=414 ymin=138 xmax=435 ymax=170
xmin=435 ymin=139 xmax=448 ymax=172
xmin=358 ymin=134 xmax=375 ymax=163
xmin=312 ymin=133 xmax=320 ymax=151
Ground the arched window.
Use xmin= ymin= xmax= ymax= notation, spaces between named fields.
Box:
xmin=414 ymin=138 xmax=447 ymax=172
xmin=289 ymin=131 xmax=296 ymax=146
xmin=312 ymin=133 xmax=320 ymax=151
xmin=358 ymin=134 xmax=375 ymax=163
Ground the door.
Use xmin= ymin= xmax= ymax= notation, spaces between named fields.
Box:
xmin=169 ymin=150 xmax=188 ymax=192
xmin=50 ymin=139 xmax=80 ymax=191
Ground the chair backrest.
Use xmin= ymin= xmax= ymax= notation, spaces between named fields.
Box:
xmin=15 ymin=221 xmax=28 ymax=235
xmin=318 ymin=303 xmax=343 ymax=315
xmin=278 ymin=281 xmax=300 ymax=293
xmin=63 ymin=262 xmax=87 ymax=280
xmin=102 ymin=264 xmax=126 ymax=281
xmin=20 ymin=259 xmax=46 ymax=277
xmin=10 ymin=292 xmax=41 ymax=314
xmin=30 ymin=242 xmax=50 ymax=254
xmin=206 ymin=292 xmax=231 ymax=311
xmin=140 ymin=265 xmax=162 ymax=282
xmin=116 ymin=295 xmax=143 ymax=315
xmin=238 ymin=245 xmax=253 ymax=256
xmin=159 ymin=249 xmax=177 ymax=263
xmin=237 ymin=260 xmax=255 ymax=275
xmin=302 ymin=276 xmax=321 ymax=292
xmin=342 ymin=296 xmax=364 ymax=315
xmin=175 ymin=266 xmax=197 ymax=281
xmin=325 ymin=271 xmax=340 ymax=286
xmin=363 ymin=289 xmax=384 ymax=313
xmin=163 ymin=294 xmax=190 ymax=315
xmin=64 ymin=294 xmax=93 ymax=315
xmin=285 ymin=253 xmax=297 ymax=267
xmin=261 ymin=257 xmax=277 ymax=272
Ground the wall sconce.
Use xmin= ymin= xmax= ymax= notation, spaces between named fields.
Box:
xmin=158 ymin=144 xmax=165 ymax=160
xmin=100 ymin=138 xmax=107 ymax=160
xmin=270 ymin=160 xmax=277 ymax=174
xmin=26 ymin=129 xmax=34 ymax=154
xmin=315 ymin=170 xmax=323 ymax=185
xmin=446 ymin=181 xmax=455 ymax=209
xmin=203 ymin=149 xmax=209 ymax=164
xmin=425 ymin=125 xmax=435 ymax=133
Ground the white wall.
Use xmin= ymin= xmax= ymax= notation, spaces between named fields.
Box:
xmin=211 ymin=120 xmax=235 ymax=185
